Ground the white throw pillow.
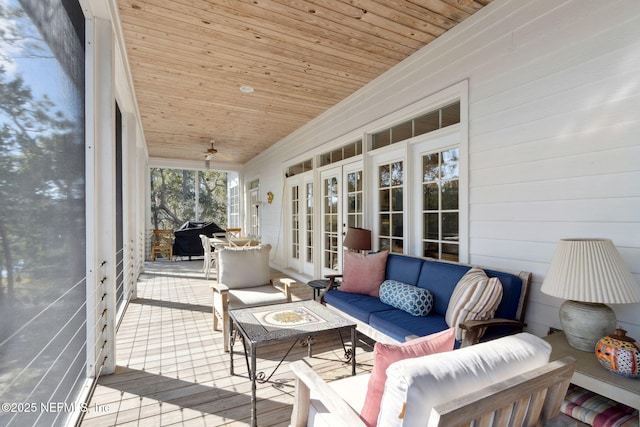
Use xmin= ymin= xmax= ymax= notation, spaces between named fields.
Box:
xmin=218 ymin=244 xmax=271 ymax=289
xmin=376 ymin=333 xmax=552 ymax=427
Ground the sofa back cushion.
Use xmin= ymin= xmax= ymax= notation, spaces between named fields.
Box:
xmin=218 ymin=244 xmax=271 ymax=289
xmin=377 ymin=333 xmax=551 ymax=427
xmin=385 ymin=253 xmax=424 ymax=285
xmin=416 ymin=260 xmax=523 ymax=321
xmin=445 ymin=268 xmax=503 ymax=341
xmin=340 ymin=250 xmax=389 ymax=297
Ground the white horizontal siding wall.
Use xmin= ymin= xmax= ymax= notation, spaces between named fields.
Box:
xmin=246 ymin=0 xmax=640 ymax=339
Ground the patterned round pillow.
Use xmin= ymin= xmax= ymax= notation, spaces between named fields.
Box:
xmin=379 ymin=280 xmax=434 ymax=316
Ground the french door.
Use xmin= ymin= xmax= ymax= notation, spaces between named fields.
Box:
xmin=286 ymin=176 xmax=314 ymax=276
xmin=320 ymin=161 xmax=363 ymax=276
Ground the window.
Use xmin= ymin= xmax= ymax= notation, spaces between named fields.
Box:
xmin=378 ymin=161 xmax=404 ymax=253
xmin=150 ymin=168 xmax=229 ymax=229
xmin=371 ymin=101 xmax=460 ymax=150
xmin=228 ymin=173 xmax=239 ymax=228
xmin=422 ymin=148 xmax=460 ymax=261
xmin=322 ymin=176 xmax=339 ymax=270
xmin=248 ymin=179 xmax=260 ymax=238
xmin=291 ymin=185 xmax=300 ymax=259
xmin=346 ymin=170 xmax=363 ymax=228
xmin=319 ymin=140 xmax=363 ymax=166
xmin=286 ymin=159 xmax=313 ymax=177
xmin=305 ymin=182 xmax=313 ymax=263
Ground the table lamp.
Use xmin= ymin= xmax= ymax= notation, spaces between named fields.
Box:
xmin=343 ymin=227 xmax=372 ymax=253
xmin=541 ymin=238 xmax=640 ymax=351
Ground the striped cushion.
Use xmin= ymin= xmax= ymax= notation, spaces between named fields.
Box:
xmin=445 ymin=267 xmax=503 ymax=342
xmin=562 ymin=384 xmax=639 ymax=427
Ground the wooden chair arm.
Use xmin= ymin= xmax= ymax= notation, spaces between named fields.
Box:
xmin=211 ymin=283 xmax=230 ymax=293
xmin=459 ymin=318 xmax=527 ymax=347
xmin=428 ymin=357 xmax=576 ymax=426
xmin=278 ymin=278 xmax=295 ymax=302
xmin=289 ymin=361 xmax=366 ymax=427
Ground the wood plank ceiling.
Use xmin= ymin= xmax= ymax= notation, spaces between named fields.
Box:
xmin=118 ymin=0 xmax=491 ymax=165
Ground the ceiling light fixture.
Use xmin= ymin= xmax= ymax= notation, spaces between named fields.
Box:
xmin=239 ymin=85 xmax=254 ymax=93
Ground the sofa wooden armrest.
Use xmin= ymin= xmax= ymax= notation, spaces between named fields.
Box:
xmin=319 ymin=274 xmax=342 ymax=301
xmin=289 ymin=361 xmax=366 ymax=427
xmin=459 ymin=318 xmax=527 ymax=347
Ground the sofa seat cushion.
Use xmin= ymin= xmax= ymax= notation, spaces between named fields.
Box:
xmin=369 ymin=309 xmax=449 ymax=343
xmin=324 ymin=289 xmax=395 ymax=323
xmin=377 ymin=333 xmax=552 ymax=427
xmin=379 ymin=280 xmax=434 ymax=317
xmin=227 ymin=285 xmax=289 ymax=310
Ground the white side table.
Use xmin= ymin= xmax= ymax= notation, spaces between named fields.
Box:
xmin=543 ymin=331 xmax=640 ymax=422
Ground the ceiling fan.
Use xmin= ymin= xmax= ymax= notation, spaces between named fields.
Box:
xmin=204 ymin=140 xmax=218 ymax=161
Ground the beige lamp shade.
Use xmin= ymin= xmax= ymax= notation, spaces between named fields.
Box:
xmin=540 ymin=238 xmax=640 ymax=304
xmin=343 ymin=227 xmax=372 ymax=252
xmin=541 ymin=238 xmax=640 ymax=351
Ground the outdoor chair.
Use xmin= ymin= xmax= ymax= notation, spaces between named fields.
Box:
xmin=199 ymin=234 xmax=216 ymax=280
xmin=151 ymin=229 xmax=173 ymax=261
xmin=212 ymin=244 xmax=293 ymax=352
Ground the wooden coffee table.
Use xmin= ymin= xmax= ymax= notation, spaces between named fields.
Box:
xmin=229 ymin=300 xmax=357 ymax=427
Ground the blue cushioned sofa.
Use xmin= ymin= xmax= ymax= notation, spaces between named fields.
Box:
xmin=321 ymin=253 xmax=532 ymax=347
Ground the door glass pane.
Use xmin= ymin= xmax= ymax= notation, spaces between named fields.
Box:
xmin=421 ymin=147 xmax=459 ymax=261
xmin=423 ymin=241 xmax=439 ymax=258
xmin=379 ymin=188 xmax=390 ymax=211
xmin=322 ymin=176 xmax=339 ymax=270
xmin=442 ymin=212 xmax=459 ymax=240
xmin=291 ymin=185 xmax=299 ymax=259
xmin=442 ymin=148 xmax=459 ymax=179
xmin=379 ymin=164 xmax=390 ymax=186
xmin=380 ymin=213 xmax=390 ymax=235
xmin=424 ymin=183 xmax=439 ymax=210
xmin=306 ymin=182 xmax=313 ymax=263
xmin=391 ymin=213 xmax=403 ymax=237
xmin=423 ymin=153 xmax=440 ymax=181
xmin=424 ymin=213 xmax=439 ymax=240
xmin=391 ymin=162 xmax=403 ymax=185
xmin=378 ymin=160 xmax=404 ymax=253
xmin=391 ymin=188 xmax=403 ymax=211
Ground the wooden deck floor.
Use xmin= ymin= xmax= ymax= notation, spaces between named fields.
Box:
xmin=81 ymin=260 xmax=374 ymax=427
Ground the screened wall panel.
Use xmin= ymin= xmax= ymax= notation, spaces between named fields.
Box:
xmin=0 ymin=0 xmax=86 ymax=425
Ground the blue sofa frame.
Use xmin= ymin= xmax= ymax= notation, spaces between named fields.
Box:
xmin=321 ymin=253 xmax=532 ymax=347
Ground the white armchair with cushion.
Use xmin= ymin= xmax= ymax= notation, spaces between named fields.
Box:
xmin=290 ymin=332 xmax=576 ymax=427
xmin=212 ymin=244 xmax=293 ymax=352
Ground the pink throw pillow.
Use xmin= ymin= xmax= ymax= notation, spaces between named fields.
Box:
xmin=359 ymin=328 xmax=456 ymax=427
xmin=339 ymin=251 xmax=389 ymax=297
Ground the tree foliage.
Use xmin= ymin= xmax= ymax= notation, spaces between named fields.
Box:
xmin=150 ymin=168 xmax=228 ymax=230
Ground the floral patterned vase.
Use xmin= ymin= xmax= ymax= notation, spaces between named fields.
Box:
xmin=595 ymin=328 xmax=640 ymax=378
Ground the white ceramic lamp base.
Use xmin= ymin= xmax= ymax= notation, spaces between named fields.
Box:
xmin=559 ymin=300 xmax=617 ymax=352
